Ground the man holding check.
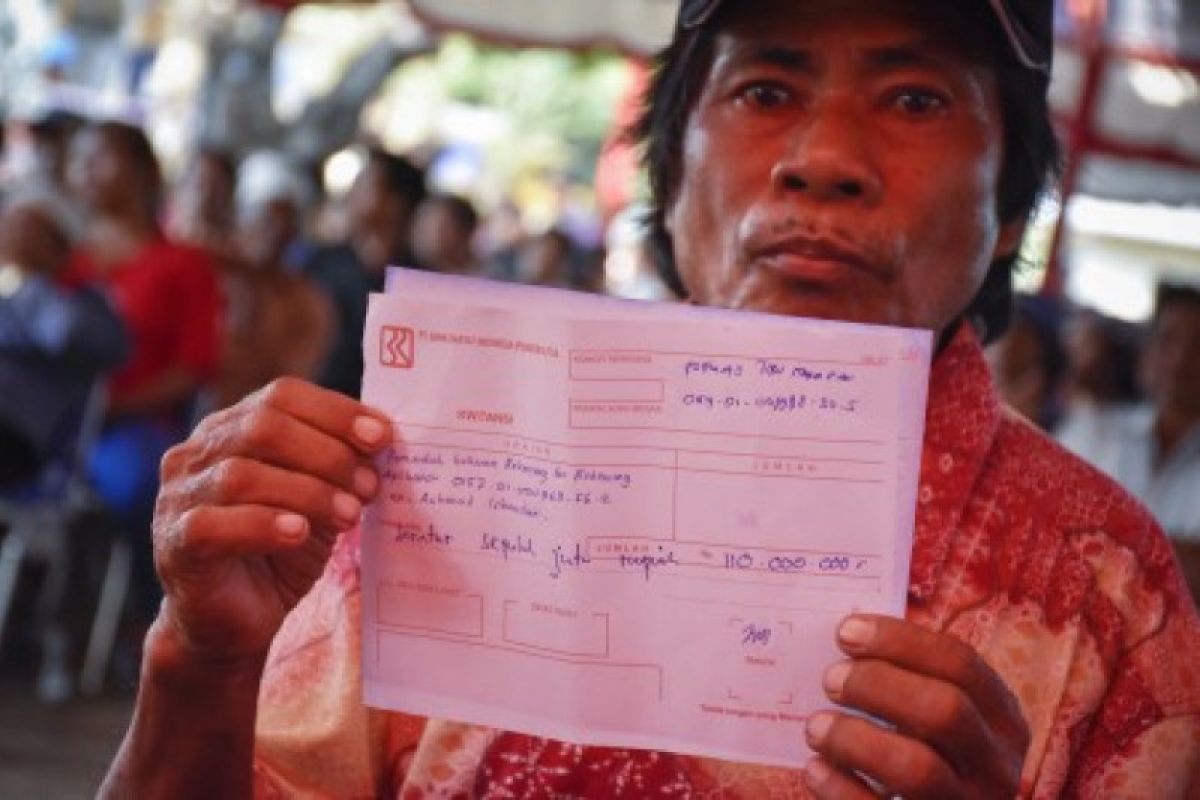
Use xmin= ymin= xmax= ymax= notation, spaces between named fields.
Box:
xmin=102 ymin=0 xmax=1199 ymax=797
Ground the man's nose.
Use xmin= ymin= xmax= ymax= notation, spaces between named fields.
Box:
xmin=770 ymin=97 xmax=881 ymax=204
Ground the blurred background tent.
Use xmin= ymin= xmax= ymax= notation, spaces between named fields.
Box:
xmin=1047 ymin=0 xmax=1200 ymax=318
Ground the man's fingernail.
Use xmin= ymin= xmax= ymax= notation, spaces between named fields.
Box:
xmin=353 ymin=416 xmax=386 ymax=445
xmin=334 ymin=492 xmax=362 ymax=523
xmin=276 ymin=513 xmax=308 ymax=540
xmin=838 ymin=617 xmax=875 ymax=649
xmin=804 ymin=757 xmax=833 ymax=790
xmin=353 ymin=466 xmax=379 ymax=498
xmin=823 ymin=661 xmax=851 ymax=700
xmin=806 ymin=712 xmax=834 ymax=746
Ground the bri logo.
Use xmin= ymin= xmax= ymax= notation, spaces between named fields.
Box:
xmin=380 ymin=326 xmax=415 ymax=368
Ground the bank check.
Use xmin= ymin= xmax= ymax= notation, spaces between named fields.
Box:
xmin=360 ymin=268 xmax=931 ymax=767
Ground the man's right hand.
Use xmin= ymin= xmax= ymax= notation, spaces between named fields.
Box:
xmin=150 ymin=377 xmax=392 ymax=667
xmin=99 ymin=378 xmax=389 ymax=797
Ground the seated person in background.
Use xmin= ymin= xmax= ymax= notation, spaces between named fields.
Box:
xmin=479 ymin=198 xmax=526 ymax=281
xmin=514 ymin=227 xmax=582 ymax=290
xmin=102 ymin=1 xmax=1199 ymax=797
xmin=65 ymin=120 xmax=222 ymax=616
xmin=410 ymin=192 xmax=480 ymax=275
xmin=1055 ymin=307 xmax=1143 ymax=456
xmin=306 ymin=148 xmax=426 ymax=399
xmin=1066 ymin=285 xmax=1200 ymax=601
xmin=1 ymin=109 xmax=85 ymax=204
xmin=167 ymin=145 xmax=239 ymax=261
xmin=0 ymin=187 xmax=127 ymax=487
xmin=215 ymin=153 xmax=333 ymax=409
xmin=986 ymin=294 xmax=1066 ymax=431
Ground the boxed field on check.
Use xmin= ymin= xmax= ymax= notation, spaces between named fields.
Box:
xmin=377 ymin=584 xmax=484 ymax=638
xmin=568 ymin=400 xmax=665 ymax=427
xmin=502 ymin=600 xmax=610 ymax=657
xmin=568 ymin=379 xmax=665 ymax=403
xmin=375 ymin=632 xmax=664 ymax=716
xmin=674 ymin=467 xmax=891 ymax=554
xmin=569 ymin=350 xmax=663 ymax=380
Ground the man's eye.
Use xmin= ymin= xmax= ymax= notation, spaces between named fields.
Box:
xmin=738 ymin=83 xmax=793 ymax=110
xmin=891 ymin=89 xmax=949 ymax=115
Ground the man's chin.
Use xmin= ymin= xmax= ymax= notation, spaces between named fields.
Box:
xmin=723 ymin=287 xmax=897 ymax=328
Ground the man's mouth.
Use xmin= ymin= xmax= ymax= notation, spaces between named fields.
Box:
xmin=747 ymin=234 xmax=890 ymax=285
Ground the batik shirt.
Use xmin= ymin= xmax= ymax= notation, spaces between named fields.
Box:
xmin=253 ymin=325 xmax=1200 ymax=799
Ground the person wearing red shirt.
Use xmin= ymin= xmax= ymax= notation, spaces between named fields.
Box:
xmin=66 ymin=121 xmax=222 ymax=614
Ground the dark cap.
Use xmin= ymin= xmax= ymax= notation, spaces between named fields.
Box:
xmin=679 ymin=0 xmax=1053 ymax=75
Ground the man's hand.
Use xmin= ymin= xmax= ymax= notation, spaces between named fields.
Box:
xmin=99 ymin=378 xmax=390 ymax=799
xmin=803 ymin=615 xmax=1030 ymax=799
xmin=151 ymin=377 xmax=391 ymax=667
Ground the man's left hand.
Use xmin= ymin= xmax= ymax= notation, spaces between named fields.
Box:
xmin=803 ymin=615 xmax=1030 ymax=799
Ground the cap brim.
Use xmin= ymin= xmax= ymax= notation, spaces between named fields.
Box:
xmin=678 ymin=0 xmax=1051 ymax=75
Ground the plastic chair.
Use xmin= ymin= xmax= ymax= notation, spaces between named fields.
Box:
xmin=0 ymin=381 xmax=132 ymax=700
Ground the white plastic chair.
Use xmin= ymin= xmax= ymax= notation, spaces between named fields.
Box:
xmin=0 ymin=381 xmax=132 ymax=700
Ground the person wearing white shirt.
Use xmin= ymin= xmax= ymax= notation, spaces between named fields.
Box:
xmin=1064 ymin=285 xmax=1200 ymax=597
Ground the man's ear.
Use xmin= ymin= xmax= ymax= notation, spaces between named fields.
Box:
xmin=993 ymin=217 xmax=1028 ymax=262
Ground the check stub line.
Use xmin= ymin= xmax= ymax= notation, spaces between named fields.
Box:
xmin=360 ymin=268 xmax=931 ymax=768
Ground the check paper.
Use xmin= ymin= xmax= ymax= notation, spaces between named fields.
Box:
xmin=361 ymin=269 xmax=931 ymax=767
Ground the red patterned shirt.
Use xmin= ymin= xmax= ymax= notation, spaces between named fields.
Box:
xmin=253 ymin=325 xmax=1200 ymax=798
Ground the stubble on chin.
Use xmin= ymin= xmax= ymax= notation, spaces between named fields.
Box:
xmin=708 ymin=266 xmax=851 ymax=321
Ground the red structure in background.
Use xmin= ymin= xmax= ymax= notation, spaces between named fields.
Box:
xmin=595 ymin=62 xmax=649 ymax=224
xmin=1046 ymin=0 xmax=1200 ymax=295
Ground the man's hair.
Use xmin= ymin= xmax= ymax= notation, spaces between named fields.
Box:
xmin=1152 ymin=283 xmax=1200 ymax=326
xmin=30 ymin=109 xmax=84 ymax=148
xmin=635 ymin=0 xmax=1062 ymax=344
xmin=366 ymin=148 xmax=427 ymax=210
xmin=92 ymin=120 xmax=164 ymax=217
xmin=427 ymin=193 xmax=480 ymax=235
xmin=1012 ymin=294 xmax=1067 ymax=385
xmin=1070 ymin=309 xmax=1143 ymax=403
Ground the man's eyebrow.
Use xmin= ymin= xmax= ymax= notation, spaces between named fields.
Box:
xmin=723 ymin=45 xmax=815 ymax=74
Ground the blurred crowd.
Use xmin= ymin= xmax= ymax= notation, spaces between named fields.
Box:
xmin=0 ymin=105 xmax=1197 ymax=694
xmin=0 ymin=108 xmax=632 ymax=681
xmin=987 ymin=288 xmax=1200 ymax=600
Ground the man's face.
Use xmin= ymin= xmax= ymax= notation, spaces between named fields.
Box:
xmin=412 ymin=200 xmax=474 ymax=273
xmin=196 ymin=155 xmax=234 ymax=222
xmin=1144 ymin=301 xmax=1200 ymax=418
xmin=667 ymin=0 xmax=1024 ymax=335
xmin=68 ymin=129 xmax=123 ymax=213
xmin=348 ymin=162 xmax=413 ymax=271
xmin=237 ymin=197 xmax=298 ymax=270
